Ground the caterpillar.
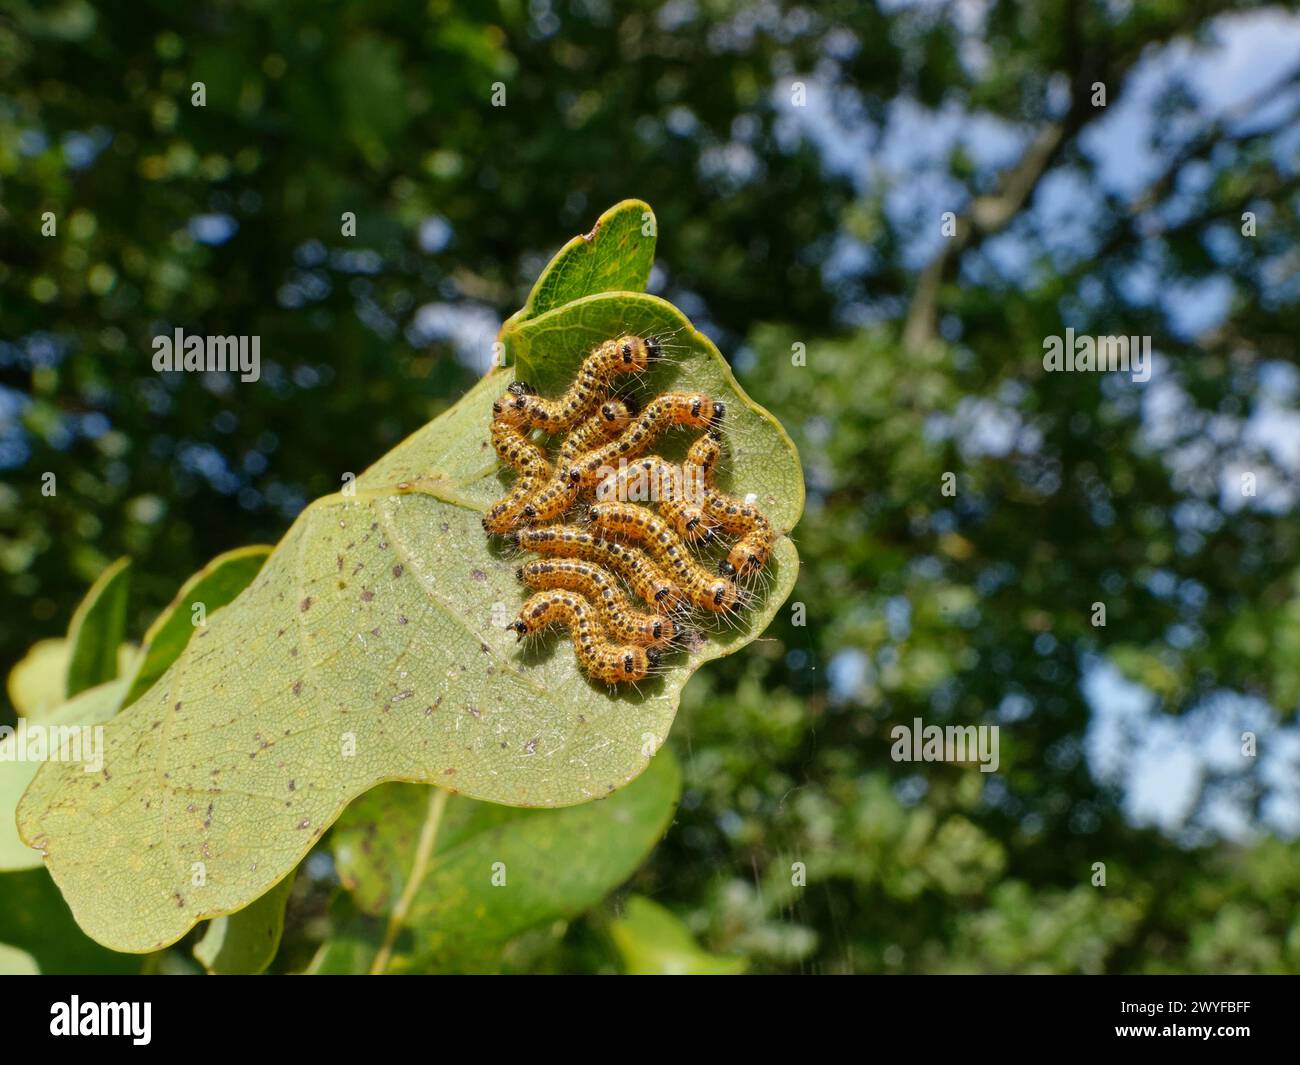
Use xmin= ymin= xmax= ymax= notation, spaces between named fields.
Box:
xmin=518 ymin=559 xmax=675 ymax=647
xmin=510 ymin=525 xmax=682 ymax=608
xmin=588 ymin=501 xmax=741 ymax=613
xmin=557 ymin=397 xmax=637 ymax=465
xmin=596 ymin=455 xmax=718 ymax=544
xmin=507 ymin=335 xmax=661 ymax=433
xmin=509 ymin=589 xmax=659 ymax=684
xmin=686 ymin=432 xmax=775 ymax=578
xmin=482 ymin=459 xmax=552 ymax=535
xmin=569 ymin=392 xmax=726 ymax=490
xmin=490 ymin=417 xmax=548 ymax=472
xmin=522 ymin=398 xmax=638 ymax=523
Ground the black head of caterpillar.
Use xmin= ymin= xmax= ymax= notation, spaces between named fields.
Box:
xmin=718 ymin=527 xmax=776 ymax=580
xmin=491 ymin=390 xmax=530 ymax=427
xmin=659 ymin=498 xmax=719 ymax=545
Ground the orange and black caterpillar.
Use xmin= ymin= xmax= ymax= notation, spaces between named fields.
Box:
xmin=557 ymin=397 xmax=638 ymax=464
xmin=483 ymin=459 xmax=551 ymax=534
xmin=523 ymin=398 xmax=638 ymax=523
xmin=597 ymin=454 xmax=717 ymax=545
xmin=483 ymin=421 xmax=551 ymax=535
xmin=588 ymin=501 xmax=741 ymax=613
xmin=510 ymin=589 xmax=659 ymax=684
xmin=505 ymin=335 xmax=661 ymax=433
xmin=569 ymin=391 xmax=726 ymax=490
xmin=686 ymin=433 xmax=776 ymax=578
xmin=518 ymin=559 xmax=675 ymax=647
xmin=510 ymin=525 xmax=682 ymax=607
xmin=490 ymin=417 xmax=548 ymax=472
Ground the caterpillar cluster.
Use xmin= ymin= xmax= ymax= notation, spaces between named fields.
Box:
xmin=485 ymin=333 xmax=777 ymax=686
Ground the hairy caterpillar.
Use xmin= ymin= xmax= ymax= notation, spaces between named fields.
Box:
xmin=509 ymin=589 xmax=659 ymax=684
xmin=490 ymin=417 xmax=548 ymax=472
xmin=557 ymin=397 xmax=638 ymax=465
xmin=507 ymin=335 xmax=661 ymax=433
xmin=484 ymin=389 xmax=549 ymax=535
xmin=510 ymin=525 xmax=682 ymax=607
xmin=523 ymin=398 xmax=638 ymax=523
xmin=596 ymin=455 xmax=718 ymax=544
xmin=518 ymin=559 xmax=675 ymax=647
xmin=568 ymin=392 xmax=726 ymax=490
xmin=686 ymin=432 xmax=776 ymax=578
xmin=482 ymin=460 xmax=552 ymax=535
xmin=588 ymin=501 xmax=741 ymax=613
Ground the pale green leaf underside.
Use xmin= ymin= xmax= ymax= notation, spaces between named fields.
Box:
xmin=4 ymin=547 xmax=270 ymax=873
xmin=18 ymin=202 xmax=802 ymax=953
xmin=0 ymin=679 xmax=126 ymax=870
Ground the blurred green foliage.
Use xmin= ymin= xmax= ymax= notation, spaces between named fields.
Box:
xmin=2 ymin=0 xmax=1299 ymax=972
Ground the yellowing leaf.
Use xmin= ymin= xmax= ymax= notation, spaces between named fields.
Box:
xmin=7 ymin=638 xmax=70 ymax=719
xmin=0 ymin=943 xmax=39 ymax=975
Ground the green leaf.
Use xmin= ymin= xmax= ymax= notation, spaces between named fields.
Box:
xmin=64 ymin=556 xmax=131 ymax=697
xmin=18 ymin=202 xmax=802 ymax=953
xmin=332 ymin=747 xmax=681 ymax=973
xmin=0 ymin=867 xmax=140 ymax=973
xmin=302 ymin=901 xmax=384 ymax=975
xmin=609 ymin=895 xmax=747 ymax=975
xmin=506 ymin=199 xmax=657 ymax=326
xmin=193 ymin=870 xmax=296 ymax=974
xmin=120 ymin=546 xmax=272 ymax=710
xmin=0 ymin=679 xmax=126 ymax=871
